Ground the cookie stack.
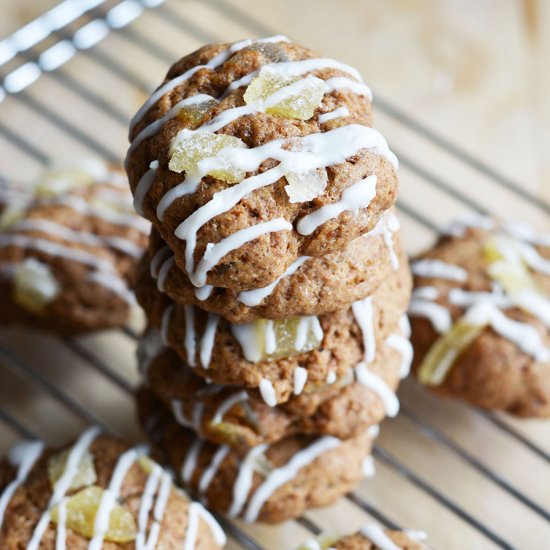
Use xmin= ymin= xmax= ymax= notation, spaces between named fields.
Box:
xmin=125 ymin=36 xmax=412 ymax=523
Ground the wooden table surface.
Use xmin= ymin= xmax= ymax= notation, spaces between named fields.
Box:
xmin=0 ymin=1 xmax=548 ymax=549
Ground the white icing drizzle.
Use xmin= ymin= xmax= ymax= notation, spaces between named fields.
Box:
xmin=408 ymin=297 xmax=453 ymax=334
xmin=211 ymin=390 xmax=249 ymax=424
xmin=56 ymin=497 xmax=67 ymax=550
xmin=137 ymin=330 xmax=164 ymax=379
xmin=46 ymin=194 xmax=150 ymax=234
xmin=352 ymin=296 xmax=376 ymax=363
xmin=464 ymin=301 xmax=550 ymax=362
xmin=228 ymin=443 xmax=269 ymax=518
xmin=386 ymin=333 xmax=414 ymax=378
xmin=355 ymin=362 xmax=400 ymax=417
xmin=441 ymin=214 xmax=495 ymax=237
xmin=502 ymin=220 xmax=550 ymax=247
xmin=224 ymin=57 xmax=366 ymax=97
xmin=448 ymin=287 xmax=511 ymax=309
xmin=367 ymin=424 xmax=380 ymax=439
xmin=156 ymin=255 xmax=175 ymax=292
xmin=412 ymin=286 xmax=439 ymax=301
xmin=199 ymin=313 xmax=220 ymax=368
xmin=86 ymin=271 xmax=136 ymax=305
xmin=129 ymin=35 xmax=290 ymax=133
xmin=264 ymin=320 xmax=277 ymax=355
xmin=0 ymin=440 xmax=44 ymax=526
xmin=293 ymin=366 xmax=308 ymax=395
xmin=362 ymin=455 xmax=376 ymax=477
xmin=512 ymin=289 xmax=550 ymax=328
xmin=14 ymin=218 xmax=143 ymax=258
xmin=0 ymin=234 xmax=114 ymax=273
xmin=26 ymin=426 xmax=101 ymax=550
xmin=326 ymin=370 xmax=337 ymax=384
xmin=183 ymin=305 xmax=197 ymax=366
xmin=382 ymin=211 xmax=400 ymax=269
xmin=161 ymin=304 xmax=174 ymax=345
xmin=195 ymin=284 xmax=214 ymax=301
xmin=352 ymin=296 xmax=401 ymax=416
xmin=133 ymin=160 xmax=159 ymax=216
xmin=182 ymin=501 xmax=228 ymax=550
xmin=297 ymin=174 xmax=378 ymax=236
xmin=411 ymin=258 xmax=468 ymax=282
xmin=172 ymin=399 xmax=203 ymax=433
xmin=198 ymin=445 xmax=230 ymax=493
xmin=231 ymin=322 xmax=262 ymax=362
xmin=322 ymin=76 xmax=372 ymax=99
xmin=182 ymin=439 xmax=203 ymax=484
xmin=150 ymin=245 xmax=172 ymax=277
xmin=360 ymin=523 xmax=401 ymax=550
xmin=135 ymin=461 xmax=162 ymax=549
xmin=259 ymin=378 xmax=277 ymax=407
xmin=399 ymin=314 xmax=411 ymax=339
xmin=243 ymin=436 xmax=341 ymax=523
xmin=516 ymin=240 xmax=550 ymax=276
xmin=318 ymin=105 xmax=350 ymax=123
xmin=238 ymin=256 xmax=310 ymax=306
xmin=168 ymin=125 xmax=396 ymax=283
xmin=192 ymin=218 xmax=293 ymax=287
xmin=88 ymin=448 xmax=139 ymax=550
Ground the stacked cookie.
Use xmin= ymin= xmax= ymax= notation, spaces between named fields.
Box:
xmin=125 ymin=36 xmax=413 ymax=523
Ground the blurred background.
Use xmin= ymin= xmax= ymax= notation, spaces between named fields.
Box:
xmin=2 ymin=0 xmax=549 ymax=193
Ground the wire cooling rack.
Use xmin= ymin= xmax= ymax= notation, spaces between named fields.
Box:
xmin=0 ymin=1 xmax=549 ymax=548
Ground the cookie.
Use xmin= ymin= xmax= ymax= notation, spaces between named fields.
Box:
xmin=137 ymin=322 xmax=411 ymax=449
xmin=408 ymin=217 xmax=550 ymax=416
xmin=145 ymin=209 xmax=402 ymax=323
xmin=137 ymin=250 xmax=412 ymax=405
xmin=297 ymin=523 xmax=428 ymax=550
xmin=0 ymin=160 xmax=149 ymax=334
xmin=0 ymin=428 xmax=226 ymax=549
xmin=126 ymin=36 xmax=398 ymax=291
xmin=138 ymin=390 xmax=374 ymax=524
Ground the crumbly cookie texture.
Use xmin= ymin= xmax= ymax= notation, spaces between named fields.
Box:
xmin=0 ymin=160 xmax=149 ymax=334
xmin=136 ymin=248 xmax=411 ymax=404
xmin=297 ymin=524 xmax=428 ymax=550
xmin=409 ymin=218 xmax=550 ymax=417
xmin=145 ymin=209 xmax=402 ymax=323
xmin=138 ymin=390 xmax=373 ymax=525
xmin=138 ymin=325 xmax=409 ymax=450
xmin=0 ymin=429 xmax=225 ymax=549
xmin=126 ymin=37 xmax=398 ymax=291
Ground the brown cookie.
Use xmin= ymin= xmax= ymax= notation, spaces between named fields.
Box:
xmin=409 ymin=217 xmax=550 ymax=417
xmin=0 ymin=161 xmax=149 ymax=334
xmin=138 ymin=319 xmax=411 ymax=449
xmin=297 ymin=524 xmax=428 ymax=549
xmin=145 ymin=209 xmax=403 ymax=323
xmin=138 ymin=389 xmax=373 ymax=525
xmin=137 ymin=249 xmax=411 ymax=405
xmin=126 ymin=37 xmax=398 ymax=291
xmin=0 ymin=429 xmax=225 ymax=549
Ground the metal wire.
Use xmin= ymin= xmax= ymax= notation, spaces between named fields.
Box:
xmin=0 ymin=1 xmax=547 ymax=548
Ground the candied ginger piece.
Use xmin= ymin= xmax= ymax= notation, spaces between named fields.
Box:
xmin=232 ymin=316 xmax=323 ymax=363
xmin=285 ymin=169 xmax=328 ymax=203
xmin=14 ymin=258 xmax=60 ymax=313
xmin=418 ymin=319 xmax=485 ymax=386
xmin=246 ymin=43 xmax=289 ymax=63
xmin=0 ymin=205 xmax=26 ymax=230
xmin=169 ymin=132 xmax=247 ymax=183
xmin=484 ymin=236 xmax=538 ymax=294
xmin=177 ymin=99 xmax=217 ymax=129
xmin=51 ymin=486 xmax=137 ymax=543
xmin=48 ymin=448 xmax=96 ymax=491
xmin=35 ymin=159 xmax=108 ymax=197
xmin=245 ymin=68 xmax=325 ymax=120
